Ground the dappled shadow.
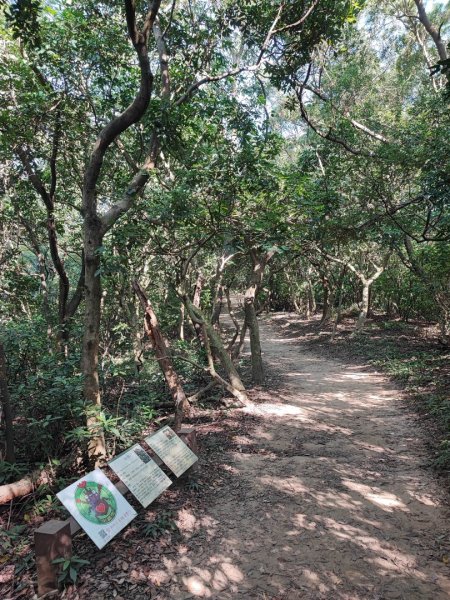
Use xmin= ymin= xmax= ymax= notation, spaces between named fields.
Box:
xmin=132 ymin=318 xmax=450 ymax=599
xmin=73 ymin=316 xmax=450 ymax=599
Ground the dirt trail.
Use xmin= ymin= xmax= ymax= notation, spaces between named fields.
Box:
xmin=160 ymin=316 xmax=450 ymax=599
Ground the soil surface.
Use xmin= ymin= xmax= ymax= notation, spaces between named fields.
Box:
xmin=7 ymin=314 xmax=449 ymax=600
xmin=149 ymin=316 xmax=450 ymax=599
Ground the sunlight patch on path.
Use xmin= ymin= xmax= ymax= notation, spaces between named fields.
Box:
xmin=160 ymin=317 xmax=450 ymax=600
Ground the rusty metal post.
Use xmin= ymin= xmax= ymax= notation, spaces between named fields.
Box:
xmin=35 ymin=519 xmax=72 ymax=597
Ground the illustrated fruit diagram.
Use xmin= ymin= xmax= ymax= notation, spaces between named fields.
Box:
xmin=74 ymin=480 xmax=117 ymax=524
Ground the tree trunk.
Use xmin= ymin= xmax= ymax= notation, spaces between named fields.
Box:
xmin=324 ymin=251 xmax=390 ymax=336
xmin=210 ymin=250 xmax=236 ymax=327
xmin=201 ymin=325 xmax=248 ymax=406
xmin=307 ymin=275 xmax=316 ymax=315
xmin=192 ymin=272 xmax=205 ymax=339
xmin=367 ymin=286 xmax=374 ymax=318
xmin=225 ymin=288 xmax=241 ymax=352
xmin=178 ymin=302 xmax=185 ymax=340
xmin=438 ymin=308 xmax=450 ymax=346
xmin=244 ymin=285 xmax=264 ymax=384
xmin=403 ymin=237 xmax=449 ymax=344
xmin=242 ymin=248 xmax=275 ymax=384
xmin=320 ymin=275 xmax=333 ymax=324
xmin=79 ymin=2 xmax=163 ymax=460
xmin=0 ymin=468 xmax=50 ymax=505
xmin=211 ymin=284 xmax=223 ymax=327
xmin=355 ymin=282 xmax=370 ymax=332
xmin=298 ymin=265 xmax=315 ymax=318
xmin=186 ymin=300 xmax=246 ymax=393
xmin=193 ymin=272 xmax=204 ymax=308
xmin=233 ymin=320 xmax=248 ymax=359
xmin=436 ymin=293 xmax=450 ymax=345
xmin=82 ymin=220 xmax=106 ymax=462
xmin=134 ymin=281 xmax=190 ymax=430
xmin=414 ymin=0 xmax=449 ymax=65
xmin=0 ymin=342 xmax=15 ymax=463
xmin=36 ymin=250 xmax=51 ymax=335
xmin=331 ymin=267 xmax=347 ymax=340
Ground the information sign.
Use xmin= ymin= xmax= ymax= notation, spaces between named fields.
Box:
xmin=145 ymin=426 xmax=198 ymax=477
xmin=56 ymin=469 xmax=136 ymax=549
xmin=109 ymin=444 xmax=172 ymax=508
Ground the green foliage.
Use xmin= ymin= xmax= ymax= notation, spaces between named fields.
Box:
xmin=52 ymin=555 xmax=90 ymax=585
xmin=5 ymin=0 xmax=42 ymax=48
xmin=1 ymin=317 xmax=84 ymax=459
xmin=142 ymin=511 xmax=179 ymax=540
xmin=0 ymin=524 xmax=27 ymax=553
xmin=0 ymin=460 xmax=27 ymax=484
xmin=187 ymin=478 xmax=202 ymax=492
xmin=0 ymin=0 xmax=449 ymax=494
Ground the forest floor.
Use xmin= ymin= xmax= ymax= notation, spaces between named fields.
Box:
xmin=3 ymin=313 xmax=450 ymax=599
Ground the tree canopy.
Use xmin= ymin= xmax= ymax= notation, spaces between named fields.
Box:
xmin=0 ymin=0 xmax=449 ymax=488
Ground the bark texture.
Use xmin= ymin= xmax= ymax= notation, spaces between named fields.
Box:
xmin=0 ymin=468 xmax=50 ymax=505
xmin=244 ymin=249 xmax=275 ymax=384
xmin=0 ymin=342 xmax=15 ymax=463
xmin=414 ymin=0 xmax=448 ymax=63
xmin=186 ymin=299 xmax=247 ymax=394
xmin=81 ymin=0 xmax=162 ymax=460
xmin=134 ymin=281 xmax=190 ymax=430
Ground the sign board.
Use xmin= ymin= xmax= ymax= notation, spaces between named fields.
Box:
xmin=109 ymin=444 xmax=172 ymax=508
xmin=56 ymin=469 xmax=137 ymax=550
xmin=145 ymin=426 xmax=198 ymax=477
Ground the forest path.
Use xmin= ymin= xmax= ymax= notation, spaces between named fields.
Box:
xmin=162 ymin=316 xmax=450 ymax=599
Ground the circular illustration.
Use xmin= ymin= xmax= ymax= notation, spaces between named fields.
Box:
xmin=74 ymin=481 xmax=117 ymax=525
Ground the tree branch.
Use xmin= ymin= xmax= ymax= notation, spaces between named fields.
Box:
xmin=294 ymin=70 xmax=375 ymax=158
xmin=303 ymin=83 xmax=389 ymax=143
xmin=83 ymin=0 xmax=162 ymax=215
xmin=274 ymin=0 xmax=319 ymax=34
xmin=414 ymin=0 xmax=448 ymax=62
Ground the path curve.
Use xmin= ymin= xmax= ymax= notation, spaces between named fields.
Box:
xmin=162 ymin=317 xmax=450 ymax=599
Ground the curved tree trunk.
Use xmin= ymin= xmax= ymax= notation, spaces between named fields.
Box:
xmin=414 ymin=0 xmax=449 ymax=65
xmin=133 ymin=281 xmax=190 ymax=430
xmin=186 ymin=300 xmax=246 ymax=393
xmin=79 ymin=2 xmax=163 ymax=461
xmin=201 ymin=325 xmax=248 ymax=406
xmin=16 ymin=148 xmax=84 ymax=351
xmin=324 ymin=251 xmax=390 ymax=336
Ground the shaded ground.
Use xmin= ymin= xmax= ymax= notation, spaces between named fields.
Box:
xmin=3 ymin=314 xmax=450 ymax=599
xmin=92 ymin=316 xmax=450 ymax=599
xmin=269 ymin=312 xmax=450 ymax=469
